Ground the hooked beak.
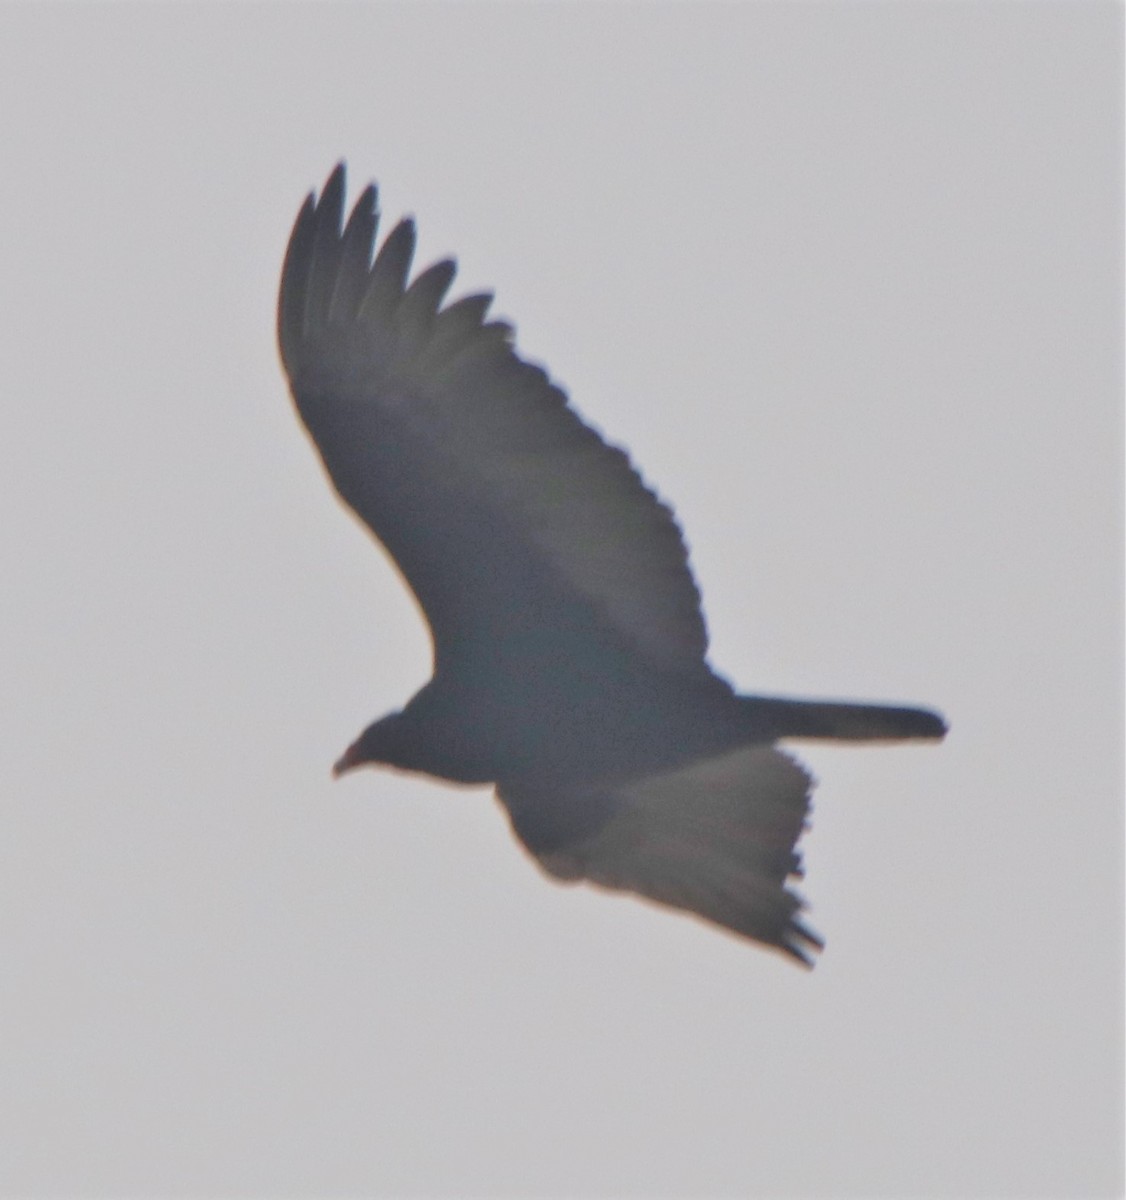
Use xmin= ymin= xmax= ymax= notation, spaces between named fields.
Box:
xmin=332 ymin=738 xmax=363 ymax=778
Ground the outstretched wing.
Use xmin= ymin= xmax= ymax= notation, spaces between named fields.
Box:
xmin=278 ymin=165 xmax=710 ymax=677
xmin=499 ymin=746 xmax=823 ymax=965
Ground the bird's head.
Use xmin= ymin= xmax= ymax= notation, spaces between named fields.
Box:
xmin=332 ymin=710 xmax=415 ymax=777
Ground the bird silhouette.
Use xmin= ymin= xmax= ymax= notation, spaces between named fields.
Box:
xmin=278 ymin=165 xmax=946 ymax=965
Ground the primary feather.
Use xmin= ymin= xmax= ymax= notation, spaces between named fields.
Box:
xmin=278 ymin=164 xmax=947 ymax=964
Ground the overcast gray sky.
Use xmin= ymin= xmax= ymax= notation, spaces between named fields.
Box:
xmin=0 ymin=3 xmax=1121 ymax=1196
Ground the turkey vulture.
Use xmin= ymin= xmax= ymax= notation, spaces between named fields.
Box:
xmin=278 ymin=164 xmax=946 ymax=965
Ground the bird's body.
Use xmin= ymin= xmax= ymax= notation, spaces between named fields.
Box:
xmin=279 ymin=165 xmax=946 ymax=964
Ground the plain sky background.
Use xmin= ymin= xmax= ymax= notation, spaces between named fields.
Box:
xmin=0 ymin=3 xmax=1121 ymax=1197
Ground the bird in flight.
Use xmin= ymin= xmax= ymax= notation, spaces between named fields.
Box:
xmin=278 ymin=164 xmax=946 ymax=965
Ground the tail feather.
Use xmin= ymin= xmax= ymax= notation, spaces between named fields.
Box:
xmin=745 ymin=695 xmax=948 ymax=742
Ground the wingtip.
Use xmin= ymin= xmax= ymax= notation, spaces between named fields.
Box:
xmin=323 ymin=160 xmax=347 ymax=197
xmin=361 ymin=216 xmax=418 ymax=313
xmin=314 ymin=163 xmax=347 ymax=233
xmin=785 ymin=920 xmax=825 ymax=969
xmin=355 ymin=181 xmax=379 ymax=218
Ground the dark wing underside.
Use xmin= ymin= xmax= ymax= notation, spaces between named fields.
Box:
xmin=278 ymin=165 xmax=711 ymax=679
xmin=498 ymin=745 xmax=822 ymax=965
